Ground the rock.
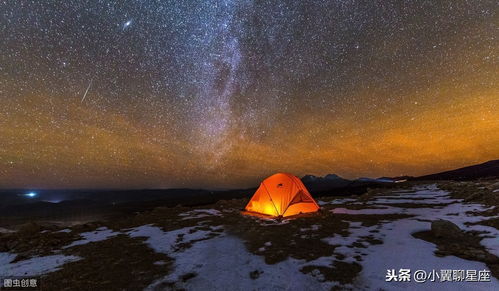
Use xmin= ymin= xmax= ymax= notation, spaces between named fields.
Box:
xmin=0 ymin=242 xmax=7 ymax=252
xmin=6 ymin=240 xmax=19 ymax=251
xmin=18 ymin=222 xmax=42 ymax=235
xmin=249 ymin=270 xmax=262 ymax=279
xmin=464 ymin=192 xmax=483 ymax=202
xmin=462 ymin=248 xmax=496 ymax=262
xmin=431 ymin=220 xmax=462 ymax=239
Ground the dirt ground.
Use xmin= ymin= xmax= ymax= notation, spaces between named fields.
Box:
xmin=1 ymin=180 xmax=498 ymax=290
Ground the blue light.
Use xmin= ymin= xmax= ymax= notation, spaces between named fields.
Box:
xmin=25 ymin=192 xmax=37 ymax=198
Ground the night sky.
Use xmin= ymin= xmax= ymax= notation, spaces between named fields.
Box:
xmin=1 ymin=1 xmax=497 ymax=189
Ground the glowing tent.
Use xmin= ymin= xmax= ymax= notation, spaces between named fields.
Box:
xmin=245 ymin=173 xmax=320 ymax=217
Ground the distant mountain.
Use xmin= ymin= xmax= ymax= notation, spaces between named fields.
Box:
xmin=301 ymin=174 xmax=352 ymax=193
xmin=301 ymin=173 xmax=399 ymax=196
xmin=414 ymin=160 xmax=499 ymax=181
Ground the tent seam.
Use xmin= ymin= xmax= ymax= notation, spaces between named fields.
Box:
xmin=281 ymin=176 xmax=319 ymax=216
xmin=262 ymin=182 xmax=280 ymax=216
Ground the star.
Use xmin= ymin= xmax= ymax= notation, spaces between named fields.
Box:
xmin=0 ymin=1 xmax=496 ymax=188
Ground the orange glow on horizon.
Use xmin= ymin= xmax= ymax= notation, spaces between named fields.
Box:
xmin=1 ymin=88 xmax=497 ymax=189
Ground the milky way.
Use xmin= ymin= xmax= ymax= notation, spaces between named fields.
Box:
xmin=0 ymin=1 xmax=497 ymax=189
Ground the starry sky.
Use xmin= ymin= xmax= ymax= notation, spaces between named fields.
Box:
xmin=1 ymin=0 xmax=498 ymax=189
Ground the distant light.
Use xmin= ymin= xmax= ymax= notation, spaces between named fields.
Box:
xmin=25 ymin=192 xmax=37 ymax=198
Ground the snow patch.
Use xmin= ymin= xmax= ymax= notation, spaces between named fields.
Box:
xmin=63 ymin=227 xmax=120 ymax=248
xmin=179 ymin=209 xmax=222 ymax=220
xmin=0 ymin=227 xmax=16 ymax=234
xmin=0 ymin=254 xmax=81 ymax=276
xmin=0 ymin=253 xmax=17 ymax=265
xmin=145 ymin=235 xmax=335 ymax=290
xmin=57 ymin=229 xmax=72 ymax=233
xmin=318 ymin=198 xmax=357 ymax=206
xmin=354 ymin=220 xmax=499 ymax=290
xmin=300 ymin=225 xmax=321 ymax=232
xmin=127 ymin=224 xmax=222 ymax=254
xmin=332 ymin=207 xmax=403 ymax=215
xmin=326 ymin=184 xmax=499 ymax=290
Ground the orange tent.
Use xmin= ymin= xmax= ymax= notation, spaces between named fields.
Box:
xmin=245 ymin=173 xmax=320 ymax=217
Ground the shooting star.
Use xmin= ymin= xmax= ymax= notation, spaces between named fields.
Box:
xmin=81 ymin=79 xmax=93 ymax=103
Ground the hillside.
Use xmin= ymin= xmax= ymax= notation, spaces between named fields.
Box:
xmin=415 ymin=160 xmax=499 ymax=181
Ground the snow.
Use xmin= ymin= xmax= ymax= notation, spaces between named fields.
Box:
xmin=128 ymin=225 xmax=196 ymax=254
xmin=469 ymin=224 xmax=499 ymax=257
xmin=258 ymin=242 xmax=273 ymax=252
xmin=368 ymin=197 xmax=458 ymax=204
xmin=327 ymin=184 xmax=499 ymax=290
xmin=331 ymin=186 xmax=499 ymax=256
xmin=354 ymin=220 xmax=499 ymax=290
xmin=318 ymin=198 xmax=357 ymax=206
xmin=178 ymin=209 xmax=222 ymax=220
xmin=127 ymin=224 xmax=222 ymax=254
xmin=324 ymin=223 xmax=377 ymax=243
xmin=0 ymin=227 xmax=16 ymax=234
xmin=63 ymin=227 xmax=120 ymax=248
xmin=321 ymin=222 xmax=380 ymax=264
xmin=332 ymin=206 xmax=404 ymax=215
xmin=364 ymin=187 xmax=459 ymax=205
xmin=257 ymin=218 xmax=290 ymax=226
xmin=0 ymin=253 xmax=80 ymax=276
xmin=300 ymin=225 xmax=321 ymax=232
xmin=57 ymin=229 xmax=72 ymax=233
xmin=0 ymin=252 xmax=17 ymax=265
xmin=379 ymin=193 xmax=448 ymax=199
xmin=145 ymin=235 xmax=335 ymax=291
xmin=128 ymin=224 xmax=336 ymax=290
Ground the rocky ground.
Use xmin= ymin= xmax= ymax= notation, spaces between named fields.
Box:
xmin=0 ymin=180 xmax=498 ymax=290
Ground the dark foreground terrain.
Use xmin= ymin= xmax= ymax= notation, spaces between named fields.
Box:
xmin=1 ymin=179 xmax=498 ymax=290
